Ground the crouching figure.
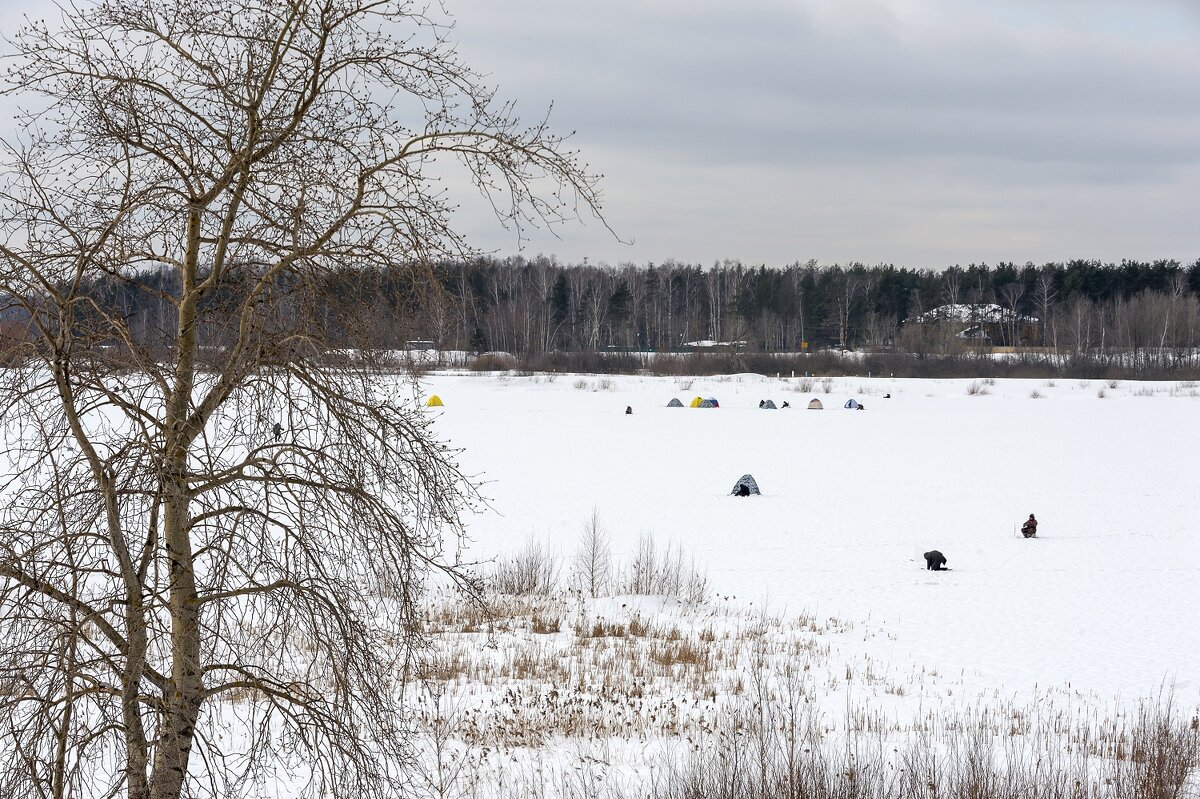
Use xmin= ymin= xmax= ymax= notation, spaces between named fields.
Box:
xmin=924 ymin=550 xmax=947 ymax=571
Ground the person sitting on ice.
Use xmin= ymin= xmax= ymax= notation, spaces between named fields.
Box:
xmin=1021 ymin=514 xmax=1038 ymax=538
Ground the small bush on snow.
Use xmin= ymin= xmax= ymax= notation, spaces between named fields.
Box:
xmin=490 ymin=537 xmax=561 ymax=596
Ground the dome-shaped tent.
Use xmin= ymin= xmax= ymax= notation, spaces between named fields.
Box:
xmin=667 ymin=398 xmax=684 ymax=407
xmin=698 ymin=399 xmax=717 ymax=408
xmin=761 ymin=399 xmax=777 ymax=409
xmin=705 ymin=396 xmax=720 ymax=408
xmin=844 ymin=398 xmax=860 ymax=409
xmin=807 ymin=398 xmax=823 ymax=410
xmin=730 ymin=474 xmax=761 ymax=496
xmin=426 ymin=395 xmax=444 ymax=407
xmin=689 ymin=396 xmax=704 ymax=408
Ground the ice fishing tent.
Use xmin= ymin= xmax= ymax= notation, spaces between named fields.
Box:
xmin=807 ymin=398 xmax=823 ymax=410
xmin=667 ymin=398 xmax=685 ymax=407
xmin=698 ymin=399 xmax=717 ymax=408
xmin=689 ymin=396 xmax=704 ymax=408
xmin=844 ymin=399 xmax=860 ymax=409
xmin=705 ymin=397 xmax=720 ymax=408
xmin=730 ymin=474 xmax=761 ymax=495
xmin=761 ymin=400 xmax=777 ymax=409
xmin=426 ymin=395 xmax=444 ymax=407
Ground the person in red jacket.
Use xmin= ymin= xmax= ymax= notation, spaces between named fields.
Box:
xmin=1021 ymin=514 xmax=1038 ymax=538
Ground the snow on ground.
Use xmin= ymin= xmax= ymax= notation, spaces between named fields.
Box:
xmin=422 ymin=372 xmax=1200 ymax=707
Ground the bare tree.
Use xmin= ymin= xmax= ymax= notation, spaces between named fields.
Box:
xmin=998 ymin=282 xmax=1026 ymax=346
xmin=0 ymin=2 xmax=604 ymax=798
xmin=571 ymin=508 xmax=612 ymax=598
xmin=1037 ymin=267 xmax=1059 ymax=349
xmin=834 ymin=266 xmax=864 ymax=352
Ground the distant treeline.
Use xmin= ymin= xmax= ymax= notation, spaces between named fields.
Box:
xmin=416 ymin=257 xmax=1200 ymax=358
xmin=7 ymin=257 xmax=1200 ymax=373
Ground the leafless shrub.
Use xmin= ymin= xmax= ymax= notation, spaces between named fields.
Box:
xmin=618 ymin=534 xmax=709 ymax=603
xmin=596 ymin=377 xmax=617 ymax=391
xmin=821 ymin=377 xmax=834 ymax=393
xmin=797 ymin=377 xmax=815 ymax=392
xmin=967 ymin=381 xmax=990 ymax=396
xmin=573 ymin=378 xmax=590 ymax=390
xmin=490 ymin=538 xmax=562 ymax=596
xmin=468 ymin=353 xmax=518 ymax=372
xmin=1030 ymin=388 xmax=1043 ymax=399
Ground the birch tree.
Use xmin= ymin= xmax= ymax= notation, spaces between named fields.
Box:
xmin=0 ymin=1 xmax=604 ymax=797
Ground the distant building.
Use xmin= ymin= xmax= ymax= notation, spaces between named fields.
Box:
xmin=903 ymin=304 xmax=1039 ymax=347
xmin=680 ymin=339 xmax=748 ymax=352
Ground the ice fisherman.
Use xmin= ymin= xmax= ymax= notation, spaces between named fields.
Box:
xmin=1021 ymin=514 xmax=1038 ymax=539
xmin=923 ymin=550 xmax=947 ymax=571
xmin=272 ymin=422 xmax=283 ymax=441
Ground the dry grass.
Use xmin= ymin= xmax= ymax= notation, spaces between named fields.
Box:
xmin=404 ymin=539 xmax=1200 ymax=799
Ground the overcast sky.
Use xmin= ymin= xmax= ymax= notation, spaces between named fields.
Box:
xmin=2 ymin=0 xmax=1198 ymax=270
xmin=439 ymin=0 xmax=1200 ymax=269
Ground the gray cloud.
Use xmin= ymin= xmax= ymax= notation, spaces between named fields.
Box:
xmin=1 ymin=0 xmax=1195 ymax=267
xmin=437 ymin=0 xmax=1200 ymax=266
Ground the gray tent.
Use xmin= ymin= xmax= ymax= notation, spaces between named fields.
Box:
xmin=667 ymin=398 xmax=684 ymax=407
xmin=698 ymin=399 xmax=717 ymax=408
xmin=761 ymin=399 xmax=777 ymax=409
xmin=844 ymin=398 xmax=860 ymax=409
xmin=730 ymin=474 xmax=761 ymax=495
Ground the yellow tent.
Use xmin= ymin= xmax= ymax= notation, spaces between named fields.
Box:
xmin=689 ymin=396 xmax=704 ymax=408
xmin=426 ymin=395 xmax=444 ymax=407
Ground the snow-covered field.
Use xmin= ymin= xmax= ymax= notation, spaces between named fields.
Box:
xmin=425 ymin=372 xmax=1199 ymax=706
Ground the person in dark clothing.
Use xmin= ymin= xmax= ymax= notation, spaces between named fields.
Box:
xmin=759 ymin=400 xmax=765 ymax=408
xmin=781 ymin=401 xmax=790 ymax=408
xmin=625 ymin=405 xmax=633 ymax=415
xmin=1021 ymin=514 xmax=1038 ymax=538
xmin=923 ymin=550 xmax=947 ymax=570
xmin=272 ymin=422 xmax=283 ymax=441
